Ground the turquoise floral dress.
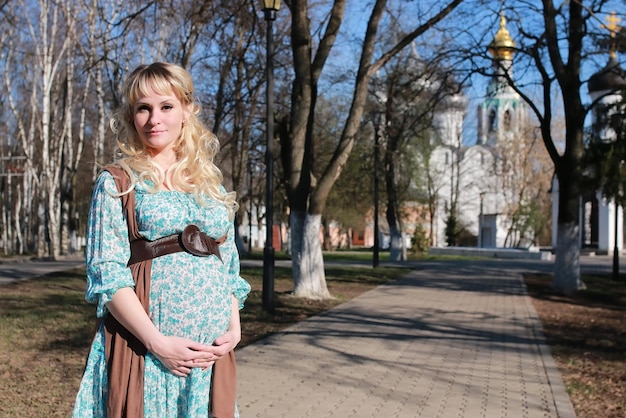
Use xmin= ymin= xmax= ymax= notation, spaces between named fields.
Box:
xmin=72 ymin=171 xmax=250 ymax=417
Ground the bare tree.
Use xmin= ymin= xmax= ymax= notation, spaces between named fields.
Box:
xmin=2 ymin=0 xmax=74 ymax=258
xmin=450 ymin=1 xmax=624 ymax=292
xmin=279 ymin=0 xmax=464 ymax=299
xmin=0 ymin=0 xmax=270 ymax=257
xmin=200 ymin=1 xmax=267 ymax=252
xmin=494 ymin=116 xmax=553 ymax=247
xmin=370 ymin=49 xmax=451 ymax=259
xmin=80 ymin=1 xmax=138 ymax=181
xmin=531 ymin=0 xmax=588 ymax=292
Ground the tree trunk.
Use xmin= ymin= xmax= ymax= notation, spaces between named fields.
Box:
xmin=322 ymin=217 xmax=332 ymax=251
xmin=14 ymin=187 xmax=24 ymax=254
xmin=2 ymin=171 xmax=14 ymax=254
xmin=49 ymin=190 xmax=61 ymax=259
xmin=1 ymin=202 xmax=7 ymax=255
xmin=552 ymin=169 xmax=585 ymax=293
xmin=284 ymin=0 xmax=462 ymax=298
xmin=384 ymin=125 xmax=406 ymax=261
xmin=291 ymin=211 xmax=330 ymax=299
xmin=386 ymin=158 xmax=405 ymax=261
xmin=93 ymin=67 xmax=107 ymax=181
xmin=553 ymin=219 xmax=583 ymax=293
xmin=37 ymin=200 xmax=47 ymax=258
xmin=389 ymin=225 xmax=404 ymax=261
xmin=61 ymin=200 xmax=70 ymax=255
xmin=20 ymin=167 xmax=32 ymax=254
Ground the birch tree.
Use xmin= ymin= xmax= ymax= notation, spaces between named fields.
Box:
xmin=16 ymin=0 xmax=74 ymax=258
xmin=2 ymin=22 xmax=35 ymax=255
xmin=1 ymin=0 xmax=266 ymax=256
xmin=81 ymin=1 xmax=130 ymax=181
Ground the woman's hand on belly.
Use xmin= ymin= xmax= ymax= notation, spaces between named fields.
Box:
xmin=150 ymin=335 xmax=214 ymax=377
xmin=193 ymin=331 xmax=240 ymax=370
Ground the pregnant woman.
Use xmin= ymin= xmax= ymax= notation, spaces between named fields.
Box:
xmin=72 ymin=62 xmax=250 ymax=418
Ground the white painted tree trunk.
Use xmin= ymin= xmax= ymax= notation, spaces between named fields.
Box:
xmin=389 ymin=225 xmax=406 ymax=261
xmin=291 ymin=212 xmax=330 ymax=300
xmin=553 ymin=220 xmax=584 ymax=293
xmin=37 ymin=201 xmax=47 ymax=257
xmin=1 ymin=203 xmax=7 ymax=256
xmin=14 ymin=186 xmax=24 ymax=254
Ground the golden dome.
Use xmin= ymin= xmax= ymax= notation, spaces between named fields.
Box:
xmin=488 ymin=12 xmax=516 ymax=60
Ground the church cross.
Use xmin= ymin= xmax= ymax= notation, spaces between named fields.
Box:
xmin=603 ymin=11 xmax=621 ymax=58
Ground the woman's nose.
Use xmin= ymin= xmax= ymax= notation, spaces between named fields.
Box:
xmin=148 ymin=110 xmax=161 ymax=125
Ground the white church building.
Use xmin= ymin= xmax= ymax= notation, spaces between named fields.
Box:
xmin=430 ymin=13 xmax=527 ymax=248
xmin=430 ymin=11 xmax=626 ymax=255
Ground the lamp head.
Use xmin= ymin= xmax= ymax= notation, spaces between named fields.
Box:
xmin=260 ymin=0 xmax=281 ymax=12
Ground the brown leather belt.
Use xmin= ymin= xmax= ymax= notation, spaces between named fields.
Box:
xmin=127 ymin=225 xmax=225 ymax=266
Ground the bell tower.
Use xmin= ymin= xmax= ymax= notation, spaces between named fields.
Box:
xmin=477 ymin=12 xmax=524 ymax=146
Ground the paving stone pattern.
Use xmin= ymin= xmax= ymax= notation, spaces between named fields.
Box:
xmin=236 ymin=264 xmax=577 ymax=418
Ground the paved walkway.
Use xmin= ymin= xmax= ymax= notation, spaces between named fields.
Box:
xmin=0 ymin=255 xmax=85 ymax=285
xmin=236 ymin=261 xmax=577 ymax=417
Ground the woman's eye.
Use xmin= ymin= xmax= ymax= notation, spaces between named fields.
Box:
xmin=136 ymin=105 xmax=150 ymax=112
xmin=162 ymin=104 xmax=173 ymax=111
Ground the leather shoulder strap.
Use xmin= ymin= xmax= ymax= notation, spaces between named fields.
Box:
xmin=103 ymin=164 xmax=142 ymax=242
xmin=102 ymin=164 xmax=150 ymax=417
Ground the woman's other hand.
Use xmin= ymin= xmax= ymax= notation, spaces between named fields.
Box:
xmin=150 ymin=335 xmax=213 ymax=377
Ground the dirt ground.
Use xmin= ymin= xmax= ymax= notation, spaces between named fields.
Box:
xmin=523 ymin=274 xmax=626 ymax=418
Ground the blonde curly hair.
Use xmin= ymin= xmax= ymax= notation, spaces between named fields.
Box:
xmin=110 ymin=62 xmax=238 ymax=217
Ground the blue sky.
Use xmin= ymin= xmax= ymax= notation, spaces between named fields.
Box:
xmin=319 ymin=0 xmax=626 ymax=145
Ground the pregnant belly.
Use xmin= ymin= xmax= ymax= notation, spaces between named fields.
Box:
xmin=148 ymin=255 xmax=232 ymax=344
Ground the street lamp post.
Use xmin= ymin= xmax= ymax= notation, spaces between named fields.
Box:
xmin=614 ymin=199 xmax=620 ymax=281
xmin=479 ymin=192 xmax=484 ymax=248
xmin=260 ymin=0 xmax=280 ymax=312
xmin=248 ymin=160 xmax=253 ymax=254
xmin=373 ymin=113 xmax=381 ymax=268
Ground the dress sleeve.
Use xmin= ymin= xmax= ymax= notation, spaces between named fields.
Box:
xmin=222 ymin=222 xmax=251 ymax=309
xmin=85 ymin=171 xmax=135 ymax=318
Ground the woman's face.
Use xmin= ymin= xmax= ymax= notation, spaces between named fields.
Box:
xmin=133 ymin=88 xmax=189 ymax=160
